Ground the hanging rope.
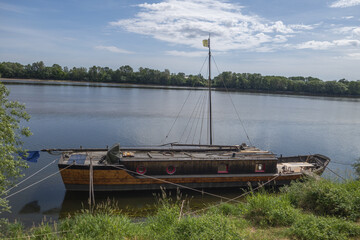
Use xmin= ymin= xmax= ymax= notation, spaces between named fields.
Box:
xmin=212 ymin=56 xmax=253 ymax=146
xmin=89 ymin=156 xmax=95 ymax=208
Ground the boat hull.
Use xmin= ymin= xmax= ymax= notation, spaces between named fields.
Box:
xmin=58 ymin=165 xmax=306 ymax=191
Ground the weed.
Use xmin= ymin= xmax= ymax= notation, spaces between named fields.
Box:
xmin=288 ymin=214 xmax=360 ymax=240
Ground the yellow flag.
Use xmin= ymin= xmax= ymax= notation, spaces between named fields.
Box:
xmin=202 ymin=39 xmax=208 ymax=47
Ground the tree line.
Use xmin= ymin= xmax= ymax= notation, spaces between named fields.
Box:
xmin=1 ymin=61 xmax=359 ymax=96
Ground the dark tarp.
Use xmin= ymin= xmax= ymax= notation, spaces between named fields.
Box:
xmin=105 ymin=143 xmax=121 ymax=164
xmin=20 ymin=151 xmax=40 ymax=162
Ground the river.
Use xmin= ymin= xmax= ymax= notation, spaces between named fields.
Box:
xmin=1 ymin=82 xmax=360 ymax=226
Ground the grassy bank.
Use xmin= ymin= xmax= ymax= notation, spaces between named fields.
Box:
xmin=1 ymin=178 xmax=360 ymax=240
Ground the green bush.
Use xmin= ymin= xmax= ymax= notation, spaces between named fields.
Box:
xmin=289 ymin=214 xmax=360 ymax=240
xmin=242 ymin=192 xmax=300 ymax=227
xmin=60 ymin=213 xmax=141 ymax=239
xmin=283 ymin=179 xmax=360 ymax=221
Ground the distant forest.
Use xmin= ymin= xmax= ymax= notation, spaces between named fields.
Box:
xmin=1 ymin=61 xmax=360 ymax=96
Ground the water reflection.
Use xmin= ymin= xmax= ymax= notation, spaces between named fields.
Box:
xmin=19 ymin=201 xmax=41 ymax=214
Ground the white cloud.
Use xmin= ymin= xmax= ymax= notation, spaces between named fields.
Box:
xmin=296 ymin=40 xmax=334 ymax=50
xmin=109 ymin=0 xmax=312 ymax=52
xmin=295 ymin=39 xmax=360 ymax=50
xmin=347 ymin=52 xmax=360 ymax=59
xmin=330 ymin=0 xmax=360 ymax=8
xmin=95 ymin=45 xmax=133 ymax=54
xmin=334 ymin=39 xmax=360 ymax=47
xmin=333 ymin=26 xmax=360 ymax=37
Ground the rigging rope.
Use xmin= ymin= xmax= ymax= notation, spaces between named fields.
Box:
xmin=192 ymin=93 xmax=207 ymax=144
xmin=162 ymin=56 xmax=209 ymax=145
xmin=212 ymin=56 xmax=253 ymax=146
xmin=180 ymin=92 xmax=204 ymax=143
xmin=199 ymin=91 xmax=208 ymax=144
xmin=185 ymin=91 xmax=206 ymax=143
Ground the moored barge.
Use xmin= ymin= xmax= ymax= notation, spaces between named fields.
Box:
xmin=53 ymin=143 xmax=330 ymax=191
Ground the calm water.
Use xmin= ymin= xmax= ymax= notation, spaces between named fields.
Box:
xmin=2 ymin=83 xmax=360 ymax=225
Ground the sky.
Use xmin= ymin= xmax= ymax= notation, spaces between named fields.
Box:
xmin=0 ymin=0 xmax=360 ymax=81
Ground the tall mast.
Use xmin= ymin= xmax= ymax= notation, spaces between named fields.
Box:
xmin=208 ymin=35 xmax=213 ymax=145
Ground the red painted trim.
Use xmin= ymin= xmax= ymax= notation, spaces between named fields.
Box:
xmin=166 ymin=166 xmax=176 ymax=174
xmin=136 ymin=166 xmax=146 ymax=175
xmin=218 ymin=164 xmax=229 ymax=173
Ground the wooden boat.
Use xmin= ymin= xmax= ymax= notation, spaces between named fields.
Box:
xmin=46 ymin=37 xmax=330 ymax=191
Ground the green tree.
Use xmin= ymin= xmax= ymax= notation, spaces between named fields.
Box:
xmin=0 ymin=83 xmax=31 ymax=214
xmin=348 ymin=81 xmax=360 ymax=95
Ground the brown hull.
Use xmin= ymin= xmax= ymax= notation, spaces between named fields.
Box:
xmin=59 ymin=167 xmax=304 ymax=191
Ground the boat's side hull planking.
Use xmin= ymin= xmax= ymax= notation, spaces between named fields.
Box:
xmin=58 ymin=166 xmax=301 ymax=191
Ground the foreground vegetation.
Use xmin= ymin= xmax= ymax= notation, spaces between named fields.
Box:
xmin=1 ymin=178 xmax=360 ymax=240
xmin=1 ymin=61 xmax=360 ymax=96
xmin=0 ymin=82 xmax=31 ymax=215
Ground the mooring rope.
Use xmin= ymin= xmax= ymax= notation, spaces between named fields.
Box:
xmin=184 ymin=174 xmax=280 ymax=216
xmin=326 ymin=166 xmax=346 ymax=181
xmin=4 ymin=162 xmax=75 ymax=200
xmin=110 ymin=165 xmax=242 ymax=203
xmin=2 ymin=159 xmax=57 ymax=195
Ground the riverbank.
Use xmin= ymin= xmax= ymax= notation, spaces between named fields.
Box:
xmin=2 ymin=78 xmax=359 ymax=99
xmin=0 ymin=78 xmax=208 ymax=91
xmin=2 ymin=178 xmax=360 ymax=240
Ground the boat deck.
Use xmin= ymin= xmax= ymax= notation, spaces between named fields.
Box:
xmin=59 ymin=147 xmax=277 ymax=166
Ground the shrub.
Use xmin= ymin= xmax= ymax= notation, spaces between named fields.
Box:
xmin=242 ymin=192 xmax=300 ymax=227
xmin=283 ymin=179 xmax=360 ymax=221
xmin=289 ymin=214 xmax=360 ymax=240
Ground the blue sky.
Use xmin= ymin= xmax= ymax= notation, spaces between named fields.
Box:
xmin=0 ymin=0 xmax=360 ymax=81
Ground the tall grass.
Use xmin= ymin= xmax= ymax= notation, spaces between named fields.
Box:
xmin=2 ymin=179 xmax=360 ymax=240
